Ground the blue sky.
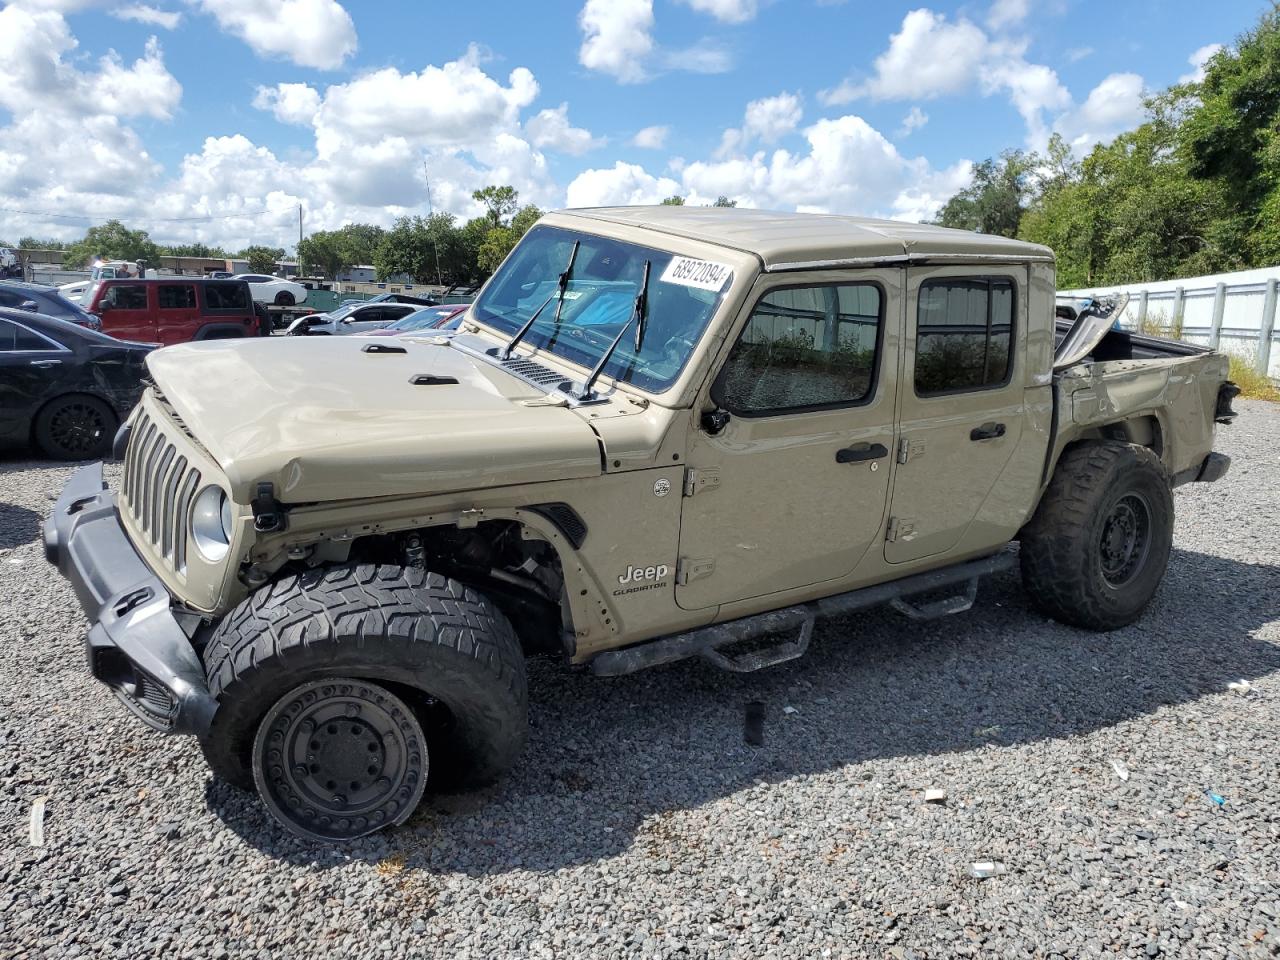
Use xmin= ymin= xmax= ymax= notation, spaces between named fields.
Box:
xmin=0 ymin=0 xmax=1266 ymax=251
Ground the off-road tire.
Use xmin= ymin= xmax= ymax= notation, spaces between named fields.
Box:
xmin=1020 ymin=441 xmax=1173 ymax=631
xmin=199 ymin=564 xmax=528 ymax=796
xmin=33 ymin=393 xmax=117 ymax=460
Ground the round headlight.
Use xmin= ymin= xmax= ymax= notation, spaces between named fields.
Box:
xmin=191 ymin=486 xmax=232 ymax=562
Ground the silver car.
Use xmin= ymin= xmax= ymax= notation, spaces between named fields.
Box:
xmin=285 ymin=301 xmax=428 ymax=336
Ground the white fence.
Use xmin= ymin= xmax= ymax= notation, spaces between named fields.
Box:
xmin=1062 ymin=266 xmax=1280 ymax=379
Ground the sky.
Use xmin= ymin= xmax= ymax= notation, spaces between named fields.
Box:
xmin=0 ymin=0 xmax=1266 ymax=253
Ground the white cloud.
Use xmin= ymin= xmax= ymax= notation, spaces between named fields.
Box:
xmin=678 ymin=0 xmax=757 ymax=23
xmin=111 ymin=5 xmax=180 ymax=29
xmin=1054 ymin=72 xmax=1146 ymax=150
xmin=986 ymin=0 xmax=1029 ymax=30
xmin=631 ymin=125 xmax=669 ymax=149
xmin=195 ymin=0 xmax=357 ymax=69
xmin=566 ymin=162 xmax=681 ymax=207
xmin=571 ymin=112 xmax=971 ymax=223
xmin=525 ymin=103 xmax=605 ymax=155
xmin=897 ymin=106 xmax=928 ymax=137
xmin=822 ymin=10 xmax=987 ymax=103
xmin=1180 ymin=43 xmax=1223 ymax=84
xmin=661 ymin=38 xmax=733 ymax=75
xmin=252 ymin=82 xmax=321 ymax=126
xmin=1065 ymin=46 xmax=1093 ymax=63
xmin=578 ymin=0 xmax=653 ymax=84
xmin=743 ymin=92 xmax=803 ymax=142
xmin=821 ymin=9 xmax=1071 ymax=149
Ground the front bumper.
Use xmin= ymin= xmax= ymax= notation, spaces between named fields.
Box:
xmin=43 ymin=463 xmax=217 ymax=736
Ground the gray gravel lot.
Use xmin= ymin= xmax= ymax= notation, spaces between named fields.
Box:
xmin=1 ymin=402 xmax=1278 ymax=959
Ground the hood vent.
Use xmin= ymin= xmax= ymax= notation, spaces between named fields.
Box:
xmin=498 ymin=355 xmax=572 ymax=389
xmin=409 ymin=374 xmax=459 ymax=386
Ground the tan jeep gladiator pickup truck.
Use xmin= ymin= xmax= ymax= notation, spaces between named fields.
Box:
xmin=45 ymin=207 xmax=1238 ymax=840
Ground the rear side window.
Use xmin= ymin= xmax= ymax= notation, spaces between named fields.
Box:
xmin=204 ymin=282 xmax=250 ymax=310
xmin=103 ymin=284 xmax=148 ymax=310
xmin=915 ymin=278 xmax=1015 ymax=395
xmin=0 ymin=319 xmax=60 ymax=351
xmin=715 ymin=283 xmax=883 ymax=415
xmin=158 ymin=284 xmax=196 ymax=309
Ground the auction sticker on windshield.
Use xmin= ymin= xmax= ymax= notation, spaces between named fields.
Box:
xmin=660 ymin=257 xmax=733 ymax=292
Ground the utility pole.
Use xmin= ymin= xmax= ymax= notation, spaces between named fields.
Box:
xmin=424 ymin=159 xmax=443 ymax=287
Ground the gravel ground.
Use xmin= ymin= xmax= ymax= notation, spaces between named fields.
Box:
xmin=1 ymin=401 xmax=1278 ymax=960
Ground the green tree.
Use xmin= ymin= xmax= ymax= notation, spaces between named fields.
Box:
xmin=660 ymin=195 xmax=686 ymax=206
xmin=1178 ymin=9 xmax=1280 ymax=264
xmin=17 ymin=236 xmax=68 ymax=250
xmin=510 ymin=204 xmax=543 ymax=239
xmin=239 ymin=245 xmax=285 ymax=273
xmin=712 ymin=196 xmax=737 ymax=208
xmin=297 ymin=232 xmax=351 ymax=279
xmin=934 ymin=149 xmax=1038 ymax=238
xmin=162 ymin=242 xmax=229 ymax=258
xmin=62 ymin=220 xmax=161 ymax=269
xmin=477 ymin=226 xmax=516 ymax=274
xmin=472 ymin=185 xmax=519 ymax=226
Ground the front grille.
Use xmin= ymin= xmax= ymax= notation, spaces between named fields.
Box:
xmin=120 ymin=408 xmax=202 ymax=574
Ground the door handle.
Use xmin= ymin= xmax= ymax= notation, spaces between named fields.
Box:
xmin=836 ymin=442 xmax=889 ymax=464
xmin=970 ymin=422 xmax=1006 ymax=441
xmin=29 ymin=359 xmax=61 ymax=368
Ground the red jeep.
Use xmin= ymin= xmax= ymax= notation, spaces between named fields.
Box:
xmin=87 ymin=278 xmax=268 ymax=344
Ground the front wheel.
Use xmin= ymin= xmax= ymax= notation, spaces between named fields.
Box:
xmin=1019 ymin=441 xmax=1173 ymax=631
xmin=199 ymin=564 xmax=528 ymax=840
xmin=252 ymin=678 xmax=428 ymax=842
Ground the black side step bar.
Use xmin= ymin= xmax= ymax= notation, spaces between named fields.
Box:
xmin=590 ymin=548 xmax=1017 ymax=677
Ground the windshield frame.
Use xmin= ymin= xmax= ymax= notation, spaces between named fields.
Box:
xmin=469 ymin=222 xmax=737 ymax=400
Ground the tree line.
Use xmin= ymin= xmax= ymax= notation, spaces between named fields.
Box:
xmin=933 ymin=7 xmax=1280 ymax=289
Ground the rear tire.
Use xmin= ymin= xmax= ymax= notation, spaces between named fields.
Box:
xmin=1020 ymin=441 xmax=1173 ymax=631
xmin=33 ymin=394 xmax=117 ymax=460
xmin=199 ymin=564 xmax=528 ymax=836
xmin=274 ymin=291 xmax=295 ymax=306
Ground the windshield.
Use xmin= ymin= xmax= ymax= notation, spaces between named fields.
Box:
xmin=472 ymin=225 xmax=731 ymax=394
xmin=389 ymin=306 xmax=456 ymax=332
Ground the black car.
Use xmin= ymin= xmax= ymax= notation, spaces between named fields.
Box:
xmin=0 ymin=308 xmax=153 ymax=460
xmin=0 ymin=280 xmax=102 ymax=331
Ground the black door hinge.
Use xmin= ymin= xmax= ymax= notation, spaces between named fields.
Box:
xmin=252 ymin=482 xmax=288 ymax=533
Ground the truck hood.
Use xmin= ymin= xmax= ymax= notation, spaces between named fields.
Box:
xmin=145 ymin=338 xmax=603 ymax=503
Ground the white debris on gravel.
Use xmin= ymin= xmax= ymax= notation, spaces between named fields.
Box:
xmin=1 ymin=402 xmax=1279 ymax=958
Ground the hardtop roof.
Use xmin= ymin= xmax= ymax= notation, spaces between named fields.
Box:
xmin=559 ymin=206 xmax=1053 ymax=270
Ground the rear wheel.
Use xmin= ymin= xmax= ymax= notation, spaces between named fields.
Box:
xmin=33 ymin=394 xmax=117 ymax=460
xmin=274 ymin=291 xmax=295 ymax=306
xmin=1020 ymin=441 xmax=1173 ymax=630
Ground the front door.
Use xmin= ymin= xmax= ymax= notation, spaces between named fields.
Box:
xmin=97 ymin=283 xmax=154 ymax=342
xmin=676 ymin=270 xmax=901 ymax=611
xmin=886 ymin=265 xmax=1028 ymax=564
xmin=156 ymin=283 xmax=199 ymax=344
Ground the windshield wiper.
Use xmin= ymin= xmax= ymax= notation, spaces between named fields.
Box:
xmin=499 ymin=240 xmax=580 ymax=360
xmin=577 ymin=260 xmax=650 ymax=401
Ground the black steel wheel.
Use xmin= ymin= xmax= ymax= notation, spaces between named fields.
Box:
xmin=251 ymin=678 xmax=428 ymax=841
xmin=1098 ymin=492 xmax=1152 ymax=587
xmin=33 ymin=394 xmax=116 ymax=460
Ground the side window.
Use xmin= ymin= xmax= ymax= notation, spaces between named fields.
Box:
xmin=205 ymin=283 xmax=250 ymax=310
xmin=0 ymin=320 xmax=60 ymax=351
xmin=915 ymin=278 xmax=1015 ymax=395
xmin=104 ymin=284 xmax=148 ymax=310
xmin=0 ymin=290 xmax=23 ymax=308
xmin=158 ymin=284 xmax=196 ymax=309
xmin=715 ymin=283 xmax=882 ymax=415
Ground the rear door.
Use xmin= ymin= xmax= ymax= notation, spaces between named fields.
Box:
xmin=156 ymin=282 xmax=199 ymax=344
xmin=676 ymin=270 xmax=901 ymax=610
xmin=886 ymin=266 xmax=1027 ymax=564
xmin=96 ymin=283 xmax=155 ymax=342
